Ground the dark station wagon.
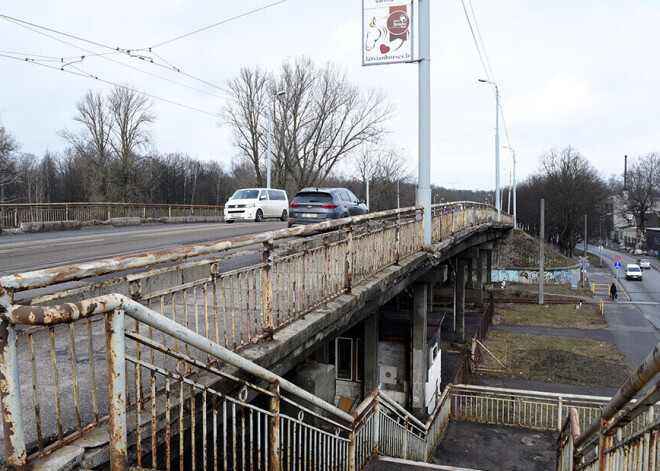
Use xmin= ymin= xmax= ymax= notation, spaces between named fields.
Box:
xmin=288 ymin=188 xmax=368 ymax=227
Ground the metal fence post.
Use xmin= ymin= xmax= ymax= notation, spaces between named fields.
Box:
xmin=403 ymin=418 xmax=409 ymax=459
xmin=105 ymin=308 xmax=128 ymax=471
xmin=269 ymin=381 xmax=281 ymax=471
xmin=13 ymin=206 xmax=18 ymax=228
xmin=345 ymin=223 xmax=353 ymax=292
xmin=0 ymin=315 xmax=27 ymax=469
xmin=557 ymin=397 xmax=563 ymax=431
xmin=263 ymin=240 xmax=274 ymax=337
xmin=65 ymin=203 xmax=69 ymax=221
xmin=395 ymin=213 xmax=400 ymax=264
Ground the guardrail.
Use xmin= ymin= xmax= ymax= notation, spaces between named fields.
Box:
xmin=0 ymin=202 xmax=224 ymax=228
xmin=0 ymin=202 xmax=510 ymax=468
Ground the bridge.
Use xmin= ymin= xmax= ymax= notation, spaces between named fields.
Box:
xmin=0 ymin=203 xmax=658 ymax=470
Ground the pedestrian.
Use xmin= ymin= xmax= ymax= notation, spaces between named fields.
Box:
xmin=610 ymin=282 xmax=617 ymax=301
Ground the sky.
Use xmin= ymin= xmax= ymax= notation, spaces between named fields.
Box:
xmin=2 ymin=0 xmax=660 ymax=192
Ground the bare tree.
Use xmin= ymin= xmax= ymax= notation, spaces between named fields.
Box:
xmin=538 ymin=146 xmax=607 ymax=256
xmin=221 ymin=57 xmax=394 ymax=191
xmin=107 ymin=85 xmax=154 ymax=202
xmin=0 ymin=125 xmax=20 ymax=203
xmin=58 ymin=90 xmax=113 ymax=200
xmin=354 ymin=145 xmax=413 ymax=211
xmin=222 ymin=67 xmax=270 ymax=187
xmin=625 ymin=152 xmax=660 ymax=232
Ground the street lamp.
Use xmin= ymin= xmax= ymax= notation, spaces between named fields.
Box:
xmin=478 ymin=79 xmax=500 ymax=221
xmin=267 ymin=89 xmax=286 ymax=189
xmin=503 ymin=145 xmax=517 ymax=227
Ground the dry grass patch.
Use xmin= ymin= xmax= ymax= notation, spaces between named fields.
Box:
xmin=494 ymin=302 xmax=607 ymax=329
xmin=497 ymin=282 xmax=593 ymax=298
xmin=481 ymin=331 xmax=630 ymax=388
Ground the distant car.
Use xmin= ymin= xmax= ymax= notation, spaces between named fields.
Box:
xmin=637 ymin=258 xmax=651 ymax=270
xmin=288 ymin=187 xmax=368 ymax=228
xmin=224 ymin=188 xmax=289 ymax=223
xmin=625 ymin=264 xmax=643 ymax=281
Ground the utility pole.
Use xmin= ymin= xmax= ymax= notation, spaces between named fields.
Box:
xmin=539 ymin=198 xmax=544 ymax=305
xmin=417 ymin=0 xmax=431 ymax=245
xmin=583 ymin=214 xmax=587 ymax=289
xmin=396 ymin=181 xmax=400 ymax=210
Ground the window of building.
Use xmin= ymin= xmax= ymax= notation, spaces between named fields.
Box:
xmin=335 ymin=337 xmax=362 ymax=382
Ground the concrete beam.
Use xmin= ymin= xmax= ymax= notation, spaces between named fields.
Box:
xmin=479 ymin=242 xmax=494 ymax=250
xmin=364 ymin=313 xmax=379 ymax=395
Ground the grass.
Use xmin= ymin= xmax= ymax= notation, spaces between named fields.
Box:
xmin=481 ymin=331 xmax=631 ymax=387
xmin=493 ymin=302 xmax=607 ymax=329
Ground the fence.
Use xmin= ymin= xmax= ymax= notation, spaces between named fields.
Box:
xmin=557 ymin=337 xmax=660 ymax=471
xmin=0 ymin=202 xmax=224 ymax=228
xmin=0 ymin=202 xmax=511 ymax=468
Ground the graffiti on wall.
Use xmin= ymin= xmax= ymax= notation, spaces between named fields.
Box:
xmin=490 ymin=268 xmax=578 ymax=284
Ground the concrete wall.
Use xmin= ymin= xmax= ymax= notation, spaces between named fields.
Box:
xmin=490 ymin=266 xmax=580 ymax=284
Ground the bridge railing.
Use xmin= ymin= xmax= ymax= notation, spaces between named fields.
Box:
xmin=0 ymin=202 xmax=224 ymax=228
xmin=0 ymin=203 xmax=507 ymax=467
xmin=557 ymin=337 xmax=660 ymax=471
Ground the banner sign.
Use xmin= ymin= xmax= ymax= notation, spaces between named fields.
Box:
xmin=363 ymin=0 xmax=413 ymax=66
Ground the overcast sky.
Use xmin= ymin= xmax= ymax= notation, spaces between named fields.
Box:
xmin=2 ymin=0 xmax=659 ymax=192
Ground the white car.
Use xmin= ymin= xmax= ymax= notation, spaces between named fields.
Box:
xmin=224 ymin=188 xmax=289 ymax=223
xmin=625 ymin=264 xmax=643 ymax=281
xmin=637 ymin=258 xmax=651 ymax=270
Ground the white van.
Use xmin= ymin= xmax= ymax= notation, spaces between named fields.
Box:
xmin=224 ymin=188 xmax=289 ymax=223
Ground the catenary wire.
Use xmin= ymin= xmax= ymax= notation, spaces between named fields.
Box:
xmin=0 ymin=53 xmax=219 ymax=117
xmin=147 ymin=0 xmax=288 ymax=49
xmin=2 ymin=17 xmax=228 ymax=97
xmin=0 ymin=13 xmax=231 ymax=94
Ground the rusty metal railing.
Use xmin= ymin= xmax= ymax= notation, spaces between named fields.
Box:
xmin=556 ymin=337 xmax=660 ymax=471
xmin=0 ymin=202 xmax=509 ymax=468
xmin=0 ymin=202 xmax=224 ymax=228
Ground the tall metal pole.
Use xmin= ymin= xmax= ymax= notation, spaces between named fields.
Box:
xmin=397 ymin=181 xmax=400 ymax=209
xmin=583 ymin=214 xmax=587 ymax=289
xmin=495 ymin=85 xmax=500 ymax=221
xmin=513 ymin=149 xmax=517 ymax=227
xmin=417 ymin=0 xmax=431 ymax=245
xmin=366 ymin=164 xmax=370 ymax=211
xmin=539 ymin=198 xmax=545 ymax=305
xmin=267 ymin=100 xmax=272 ymax=189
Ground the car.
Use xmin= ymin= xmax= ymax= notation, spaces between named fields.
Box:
xmin=625 ymin=263 xmax=643 ymax=281
xmin=637 ymin=258 xmax=651 ymax=270
xmin=223 ymin=188 xmax=289 ymax=223
xmin=288 ymin=187 xmax=368 ymax=227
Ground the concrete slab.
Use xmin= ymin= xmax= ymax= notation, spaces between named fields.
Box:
xmin=431 ymin=421 xmax=557 ymax=471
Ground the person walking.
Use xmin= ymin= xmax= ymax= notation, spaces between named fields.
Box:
xmin=610 ymin=282 xmax=617 ymax=301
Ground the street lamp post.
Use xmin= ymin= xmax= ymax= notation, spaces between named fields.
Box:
xmin=266 ymin=89 xmax=286 ymax=189
xmin=479 ymin=79 xmax=500 ymax=221
xmin=504 ymin=145 xmax=517 ymax=227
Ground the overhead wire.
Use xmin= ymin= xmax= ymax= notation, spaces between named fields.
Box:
xmin=0 ymin=13 xmax=231 ymax=95
xmin=0 ymin=53 xmax=218 ymax=117
xmin=147 ymin=0 xmax=288 ymax=49
xmin=460 ymin=0 xmax=513 ymax=151
xmin=1 ymin=16 xmax=229 ymax=97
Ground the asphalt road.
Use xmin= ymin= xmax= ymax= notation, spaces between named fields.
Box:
xmin=0 ymin=221 xmax=288 ymax=276
xmin=590 ymin=246 xmax=660 ymax=330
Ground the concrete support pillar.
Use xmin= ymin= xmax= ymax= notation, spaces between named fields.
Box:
xmin=476 ymin=250 xmax=484 ymax=308
xmin=456 ymin=258 xmax=466 ymax=344
xmin=486 ymin=250 xmax=493 ymax=284
xmin=412 ymin=282 xmax=428 ymax=419
xmin=364 ymin=312 xmax=379 ymax=396
xmin=466 ymin=257 xmax=474 ymax=289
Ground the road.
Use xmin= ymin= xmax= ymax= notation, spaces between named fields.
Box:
xmin=0 ymin=221 xmax=288 ymax=276
xmin=590 ymin=246 xmax=660 ymax=330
